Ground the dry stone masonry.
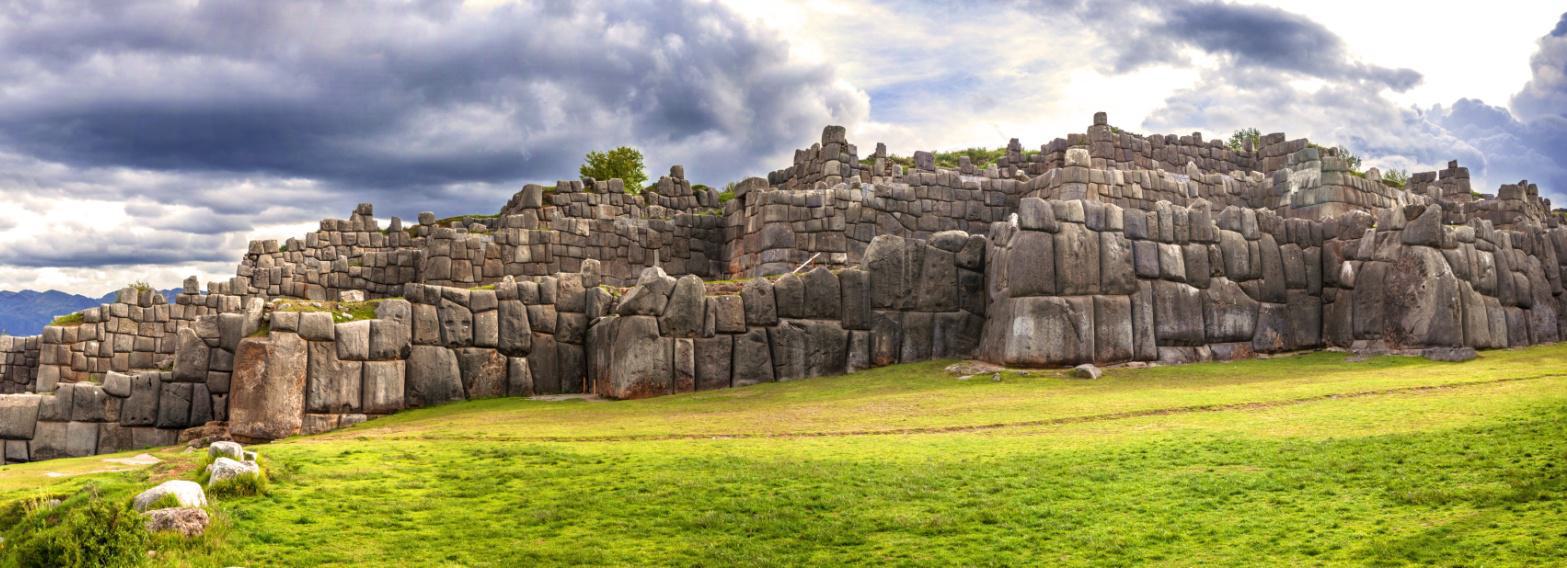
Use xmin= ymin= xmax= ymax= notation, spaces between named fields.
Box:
xmin=2 ymin=113 xmax=1564 ymax=462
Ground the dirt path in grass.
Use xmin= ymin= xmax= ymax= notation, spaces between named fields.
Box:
xmin=350 ymin=372 xmax=1567 ymax=444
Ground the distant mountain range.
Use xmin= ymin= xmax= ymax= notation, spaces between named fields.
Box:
xmin=0 ymin=289 xmax=179 ymax=337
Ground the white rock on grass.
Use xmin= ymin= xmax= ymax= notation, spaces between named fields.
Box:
xmin=208 ymin=441 xmax=244 ymax=461
xmin=132 ymin=480 xmax=208 ymax=512
xmin=1070 ymin=363 xmax=1103 ymax=379
xmin=206 ymin=457 xmax=262 ymax=486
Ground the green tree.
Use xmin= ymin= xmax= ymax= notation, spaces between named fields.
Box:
xmin=1334 ymin=145 xmax=1363 ymax=172
xmin=1226 ymin=128 xmax=1261 ymax=153
xmin=1381 ymin=168 xmax=1410 ymax=188
xmin=579 ymin=147 xmax=647 ymax=193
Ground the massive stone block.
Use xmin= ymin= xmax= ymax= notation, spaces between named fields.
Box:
xmin=0 ymin=395 xmax=40 ymax=440
xmin=1384 ymin=246 xmax=1463 ymax=347
xmin=1006 ymin=231 xmax=1056 ymax=297
xmin=230 ymin=333 xmax=308 ymax=442
xmin=361 ymin=360 xmax=405 ymax=414
xmin=457 ymin=348 xmax=508 ymax=399
xmin=741 ymin=278 xmax=778 ymax=326
xmin=662 ymin=275 xmax=707 ymax=338
xmin=406 ymin=345 xmax=464 ymax=408
xmin=597 ymin=316 xmax=672 ymax=399
xmin=1054 ymin=223 xmax=1101 ymax=295
xmin=1153 ymin=280 xmax=1204 ymax=346
xmin=307 ymin=340 xmax=362 ymax=413
xmin=1093 ymin=295 xmax=1134 ymax=363
xmin=732 ymin=328 xmax=774 ymax=387
xmin=999 ymin=296 xmax=1095 ymax=367
xmin=694 ymin=336 xmax=733 ymax=391
xmin=1202 ymin=278 xmax=1257 ymax=343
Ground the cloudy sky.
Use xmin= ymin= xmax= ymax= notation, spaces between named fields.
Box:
xmin=0 ymin=0 xmax=1563 ymax=295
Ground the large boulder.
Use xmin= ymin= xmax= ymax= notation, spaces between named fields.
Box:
xmin=596 ymin=316 xmax=671 ymax=399
xmin=659 ymin=275 xmax=706 ymax=337
xmin=617 ymin=267 xmax=677 ymax=316
xmin=999 ymin=296 xmax=1095 ymax=367
xmin=0 ymin=395 xmax=40 ymax=440
xmin=205 ymin=456 xmax=262 ymax=486
xmin=133 ymin=480 xmax=207 ymax=512
xmin=406 ymin=345 xmax=464 ymax=408
xmin=732 ymin=328 xmax=774 ymax=387
xmin=1384 ymin=245 xmax=1463 ymax=347
xmin=740 ymin=278 xmax=778 ymax=326
xmin=145 ymin=507 xmax=210 ymax=537
xmin=229 ymin=333 xmax=308 ymax=442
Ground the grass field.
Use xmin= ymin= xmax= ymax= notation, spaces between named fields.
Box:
xmin=2 ymin=346 xmax=1565 ymax=566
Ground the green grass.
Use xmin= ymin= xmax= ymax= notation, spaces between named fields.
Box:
xmin=5 ymin=345 xmax=1567 ymax=566
xmin=48 ymin=313 xmax=84 ymax=327
xmin=270 ymin=299 xmax=387 ymax=323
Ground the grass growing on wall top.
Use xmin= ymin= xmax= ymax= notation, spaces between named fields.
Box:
xmin=4 ymin=344 xmax=1567 ymax=565
xmin=47 ymin=313 xmax=84 ymax=327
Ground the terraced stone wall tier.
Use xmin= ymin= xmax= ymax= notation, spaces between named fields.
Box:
xmin=0 ymin=372 xmax=192 ymax=464
xmin=722 ymin=171 xmax=1028 ymax=278
xmin=33 ymin=286 xmax=251 ymax=391
xmin=0 ymin=336 xmax=40 ymax=394
xmin=225 ymin=262 xmax=610 ymax=442
xmin=980 ymin=197 xmax=1567 ymax=368
xmin=591 ymin=231 xmax=986 ymax=399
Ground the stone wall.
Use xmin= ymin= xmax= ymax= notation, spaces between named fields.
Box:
xmin=4 ymin=114 xmax=1566 ymax=463
xmin=34 ymin=283 xmax=249 ymax=391
xmin=591 ymin=231 xmax=986 ymax=399
xmin=0 ymin=336 xmax=39 ymax=395
xmin=981 ymin=194 xmax=1567 ymax=367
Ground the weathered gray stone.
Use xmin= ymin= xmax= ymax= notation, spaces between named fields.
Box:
xmin=528 ymin=334 xmax=559 ymax=394
xmin=497 ymin=299 xmax=532 ymax=356
xmin=1071 ymin=364 xmax=1102 ymax=379
xmin=711 ymin=295 xmax=747 ymax=334
xmin=155 ymin=382 xmax=193 ymax=429
xmin=1055 ymin=222 xmax=1101 ymax=295
xmin=1153 ymin=280 xmax=1203 ymax=346
xmin=804 ymin=267 xmax=843 ymax=319
xmin=335 ymin=320 xmax=371 ymax=361
xmin=660 ymin=275 xmax=706 ymax=338
xmin=598 ymin=316 xmax=671 ymax=399
xmin=617 ymin=267 xmax=676 ymax=316
xmin=439 ymin=299 xmax=474 ymax=347
xmin=999 ymin=296 xmax=1094 ymax=367
xmin=1007 ymin=230 xmax=1057 ymax=297
xmin=406 ymin=345 xmax=464 ymax=408
xmin=1100 ymin=232 xmax=1137 ymax=294
xmin=1093 ymin=295 xmax=1134 ymax=363
xmin=694 ymin=336 xmax=732 ymax=391
xmin=120 ymin=372 xmax=161 ymax=427
xmin=456 ymin=348 xmax=507 ymax=399
xmin=1385 ymin=245 xmax=1462 ymax=347
xmin=741 ymin=278 xmax=778 ymax=326
xmin=1202 ymin=278 xmax=1258 ymax=343
xmin=133 ymin=480 xmax=207 ymax=512
xmin=732 ymin=328 xmax=774 ymax=387
xmin=307 ymin=340 xmax=361 ymax=413
xmin=103 ymin=371 xmax=133 ymax=397
xmin=172 ymin=328 xmax=209 ymax=381
xmin=507 ymin=357 xmax=533 ymax=397
xmin=0 ymin=395 xmax=40 ymax=439
xmin=298 ymin=312 xmax=335 ymax=342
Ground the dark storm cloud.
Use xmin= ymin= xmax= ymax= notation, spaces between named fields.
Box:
xmin=1149 ymin=2 xmax=1419 ymax=89
xmin=0 ymin=0 xmax=864 ymax=216
xmin=1017 ymin=0 xmax=1420 ymax=90
xmin=0 ymin=229 xmax=247 ymax=268
xmin=0 ymin=0 xmax=865 ymax=275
